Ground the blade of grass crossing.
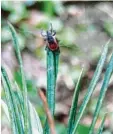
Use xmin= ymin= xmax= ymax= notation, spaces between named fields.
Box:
xmin=67 ymin=68 xmax=84 ymax=134
xmin=72 ymin=40 xmax=110 ymax=134
xmin=97 ymin=114 xmax=106 ymax=134
xmin=1 ymin=67 xmax=24 ymax=134
xmin=8 ymin=22 xmax=31 ymax=134
xmin=89 ymin=53 xmax=113 ymax=134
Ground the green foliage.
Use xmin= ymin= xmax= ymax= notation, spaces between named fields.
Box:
xmin=1 ymin=23 xmax=43 ymax=134
xmin=1 ymin=66 xmax=24 ymax=134
xmin=104 ymin=22 xmax=113 ymax=37
xmin=1 ymin=22 xmax=112 ymax=134
xmin=8 ymin=22 xmax=30 ymax=134
xmin=97 ymin=114 xmax=106 ymax=134
xmin=77 ymin=124 xmax=90 ymax=134
xmin=1 ymin=1 xmax=28 ymax=23
xmin=67 ymin=68 xmax=84 ymax=134
xmin=72 ymin=40 xmax=110 ymax=134
xmin=43 ymin=1 xmax=55 ymax=17
xmin=44 ymin=48 xmax=60 ymax=134
xmin=89 ymin=53 xmax=113 ymax=134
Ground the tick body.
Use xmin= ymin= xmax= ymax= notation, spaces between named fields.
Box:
xmin=41 ymin=23 xmax=59 ymax=51
xmin=46 ymin=31 xmax=59 ymax=51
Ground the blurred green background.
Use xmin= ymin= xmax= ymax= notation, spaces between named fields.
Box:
xmin=1 ymin=1 xmax=113 ymax=134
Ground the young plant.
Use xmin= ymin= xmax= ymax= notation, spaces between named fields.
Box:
xmin=1 ymin=23 xmax=112 ymax=134
xmin=1 ymin=23 xmax=43 ymax=134
xmin=67 ymin=68 xmax=84 ymax=134
xmin=71 ymin=40 xmax=111 ymax=134
xmin=8 ymin=22 xmax=30 ymax=134
xmin=89 ymin=53 xmax=113 ymax=134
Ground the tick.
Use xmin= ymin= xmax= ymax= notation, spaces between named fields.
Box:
xmin=41 ymin=23 xmax=59 ymax=51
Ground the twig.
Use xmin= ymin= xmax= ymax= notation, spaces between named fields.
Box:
xmin=38 ymin=89 xmax=56 ymax=134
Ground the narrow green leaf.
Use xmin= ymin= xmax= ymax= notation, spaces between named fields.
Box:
xmin=1 ymin=66 xmax=24 ymax=134
xmin=67 ymin=68 xmax=84 ymax=134
xmin=44 ymin=48 xmax=60 ymax=134
xmin=2 ymin=74 xmax=17 ymax=134
xmin=13 ymin=91 xmax=24 ymax=126
xmin=97 ymin=114 xmax=106 ymax=134
xmin=14 ymin=82 xmax=24 ymax=117
xmin=89 ymin=53 xmax=113 ymax=134
xmin=44 ymin=48 xmax=55 ymax=134
xmin=46 ymin=49 xmax=55 ymax=115
xmin=14 ymin=84 xmax=43 ymax=134
xmin=53 ymin=51 xmax=60 ymax=83
xmin=13 ymin=92 xmax=24 ymax=133
xmin=8 ymin=22 xmax=31 ymax=134
xmin=1 ymin=99 xmax=10 ymax=122
xmin=72 ymin=40 xmax=110 ymax=134
xmin=29 ymin=101 xmax=43 ymax=134
xmin=15 ymin=92 xmax=24 ymax=117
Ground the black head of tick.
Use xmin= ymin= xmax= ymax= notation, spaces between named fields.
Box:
xmin=46 ymin=31 xmax=55 ymax=43
xmin=41 ymin=23 xmax=56 ymax=42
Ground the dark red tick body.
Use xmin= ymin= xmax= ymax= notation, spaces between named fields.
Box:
xmin=46 ymin=31 xmax=59 ymax=51
xmin=41 ymin=23 xmax=59 ymax=51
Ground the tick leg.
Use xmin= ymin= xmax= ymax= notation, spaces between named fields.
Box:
xmin=44 ymin=38 xmax=47 ymax=41
xmin=57 ymin=48 xmax=60 ymax=53
xmin=52 ymin=30 xmax=56 ymax=36
xmin=41 ymin=30 xmax=47 ymax=37
xmin=49 ymin=23 xmax=53 ymax=34
xmin=55 ymin=48 xmax=60 ymax=54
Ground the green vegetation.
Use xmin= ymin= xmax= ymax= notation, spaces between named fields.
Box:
xmin=1 ymin=23 xmax=113 ymax=134
xmin=1 ymin=1 xmax=113 ymax=134
xmin=1 ymin=23 xmax=43 ymax=134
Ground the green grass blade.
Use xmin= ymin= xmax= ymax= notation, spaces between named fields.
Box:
xmin=29 ymin=101 xmax=43 ymax=134
xmin=14 ymin=91 xmax=24 ymax=117
xmin=44 ymin=48 xmax=56 ymax=134
xmin=14 ymin=82 xmax=25 ymax=118
xmin=8 ymin=22 xmax=31 ymax=134
xmin=13 ymin=91 xmax=24 ymax=125
xmin=97 ymin=114 xmax=106 ymax=134
xmin=13 ymin=92 xmax=24 ymax=133
xmin=44 ymin=48 xmax=60 ymax=134
xmin=89 ymin=53 xmax=113 ymax=134
xmin=1 ymin=66 xmax=24 ymax=134
xmin=14 ymin=85 xmax=43 ymax=134
xmin=46 ymin=49 xmax=55 ymax=115
xmin=67 ymin=68 xmax=84 ymax=134
xmin=53 ymin=51 xmax=60 ymax=83
xmin=72 ymin=40 xmax=110 ymax=134
xmin=1 ymin=73 xmax=17 ymax=134
xmin=1 ymin=99 xmax=10 ymax=121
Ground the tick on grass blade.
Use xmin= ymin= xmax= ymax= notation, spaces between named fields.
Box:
xmin=41 ymin=23 xmax=60 ymax=52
